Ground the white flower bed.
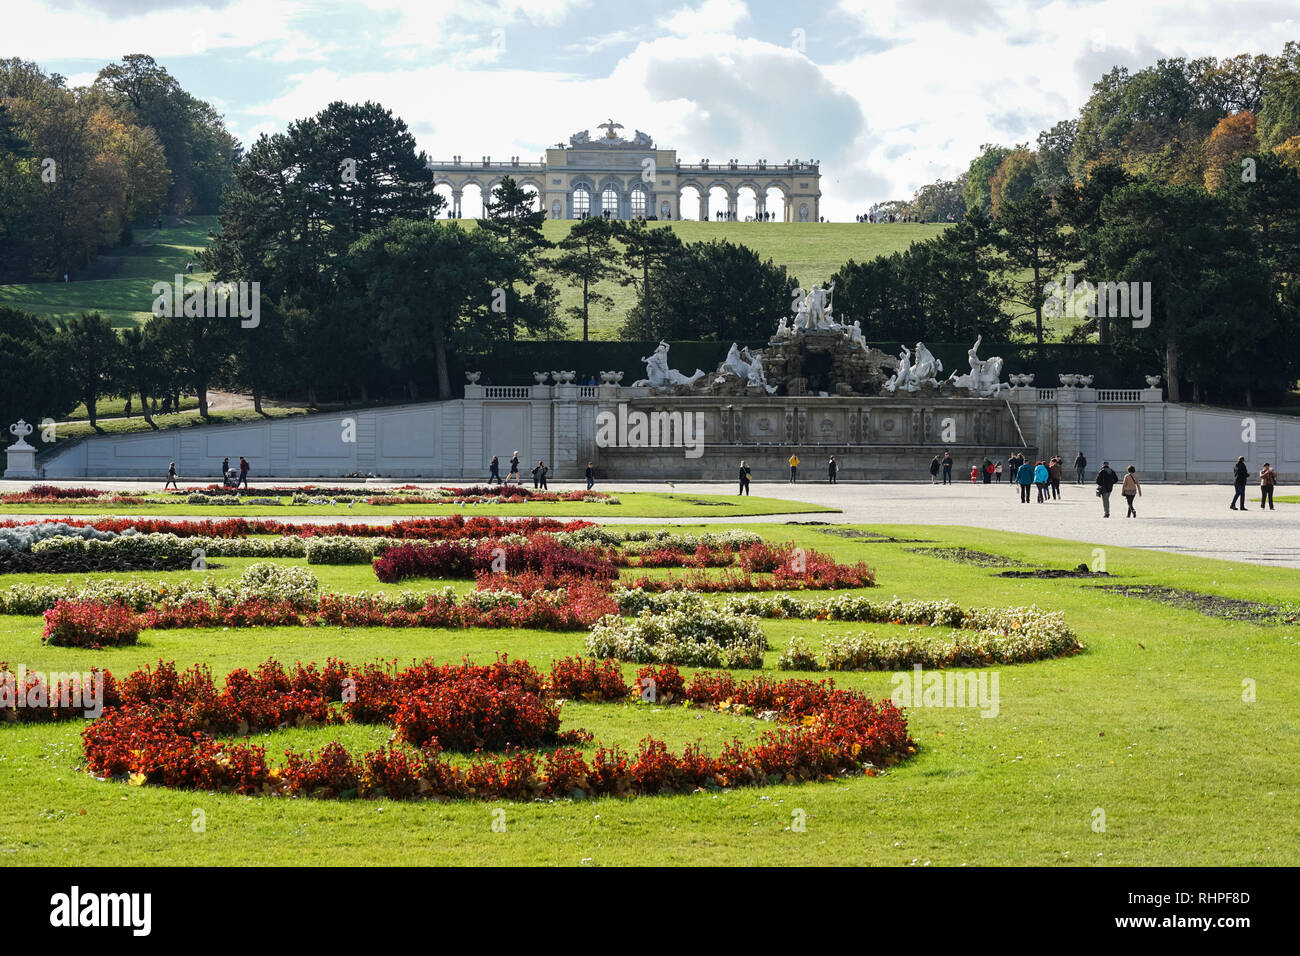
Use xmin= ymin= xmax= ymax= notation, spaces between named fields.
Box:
xmin=585 ymin=604 xmax=767 ymax=669
xmin=33 ymin=533 xmax=307 ymax=559
xmin=0 ymin=522 xmax=120 ymax=553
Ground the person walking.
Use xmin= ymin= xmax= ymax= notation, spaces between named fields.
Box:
xmin=1096 ymin=461 xmax=1119 ymax=517
xmin=982 ymin=458 xmax=993 ymax=484
xmin=237 ymin=456 xmax=250 ymax=489
xmin=1006 ymin=452 xmax=1020 ymax=486
xmin=995 ymin=460 xmax=1003 ymax=483
xmin=970 ymin=464 xmax=979 ymax=484
xmin=221 ymin=456 xmax=230 ymax=480
xmin=1048 ymin=457 xmax=1062 ymax=500
xmin=788 ymin=453 xmax=800 ymax=483
xmin=509 ymin=451 xmax=521 ymax=485
xmin=941 ymin=452 xmax=952 ymax=484
xmin=165 ymin=461 xmax=179 ymax=489
xmin=488 ymin=455 xmax=501 ymax=484
xmin=1033 ymin=460 xmax=1050 ymax=503
xmin=585 ymin=461 xmax=595 ymax=491
xmin=1260 ymin=462 xmax=1277 ymax=510
xmin=1121 ymin=465 xmax=1142 ymax=517
xmin=1074 ymin=452 xmax=1087 ymax=484
xmin=1016 ymin=458 xmax=1035 ymax=503
xmin=929 ymin=456 xmax=941 ymax=484
xmin=738 ymin=460 xmax=751 ymax=496
xmin=827 ymin=456 xmax=838 ymax=484
xmin=1230 ymin=456 xmax=1249 ymax=511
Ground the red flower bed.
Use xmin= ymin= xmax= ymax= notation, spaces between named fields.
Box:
xmin=78 ymin=655 xmax=915 ymax=801
xmin=130 ymin=581 xmax=618 ymax=633
xmin=42 ymin=601 xmax=141 ymax=648
xmin=633 ymin=544 xmax=736 ymax=568
xmin=0 ymin=515 xmax=593 ymax=540
xmin=373 ymin=537 xmax=618 ymax=583
xmin=0 ymin=663 xmax=120 ymax=722
xmin=549 ymin=657 xmax=629 ymax=701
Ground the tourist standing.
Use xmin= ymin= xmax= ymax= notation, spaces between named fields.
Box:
xmin=738 ymin=460 xmax=751 ymax=496
xmin=1231 ymin=456 xmax=1249 ymax=511
xmin=165 ymin=461 xmax=179 ymax=489
xmin=1260 ymin=462 xmax=1277 ymax=510
xmin=1096 ymin=461 xmax=1119 ymax=517
xmin=532 ymin=460 xmax=548 ymax=489
xmin=1048 ymin=457 xmax=1062 ymax=499
xmin=238 ymin=456 xmax=250 ymax=489
xmin=929 ymin=456 xmax=941 ymax=484
xmin=982 ymin=458 xmax=993 ymax=484
xmin=827 ymin=456 xmax=838 ymax=484
xmin=1122 ymin=465 xmax=1142 ymax=517
xmin=221 ymin=456 xmax=230 ymax=480
xmin=1074 ymin=452 xmax=1087 ymax=484
xmin=1016 ymin=458 xmax=1035 ymax=503
xmin=488 ymin=456 xmax=501 ymax=484
xmin=1033 ymin=460 xmax=1050 ymax=503
xmin=788 ymin=453 xmax=800 ymax=483
xmin=585 ymin=461 xmax=595 ymax=490
xmin=970 ymin=464 xmax=979 ymax=484
xmin=941 ymin=452 xmax=952 ymax=484
xmin=995 ymin=460 xmax=1004 ymax=482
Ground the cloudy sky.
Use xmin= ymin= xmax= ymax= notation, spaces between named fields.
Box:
xmin=6 ymin=0 xmax=1298 ymax=219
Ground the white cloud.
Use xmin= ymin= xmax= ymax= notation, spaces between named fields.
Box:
xmin=659 ymin=0 xmax=750 ymax=38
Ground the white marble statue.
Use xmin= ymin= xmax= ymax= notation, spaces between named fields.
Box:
xmin=884 ymin=345 xmax=914 ymax=392
xmin=947 ymin=335 xmax=1005 ymax=396
xmin=909 ymin=341 xmax=944 ymax=387
xmin=720 ymin=343 xmax=751 ymax=381
xmin=8 ymin=420 xmax=35 ymax=450
xmin=846 ymin=320 xmax=867 ymax=349
xmin=804 ymin=282 xmax=835 ymax=329
xmin=740 ymin=346 xmax=777 ymax=393
xmin=633 ymin=341 xmax=705 ymax=389
xmin=776 ymin=316 xmax=792 ymax=338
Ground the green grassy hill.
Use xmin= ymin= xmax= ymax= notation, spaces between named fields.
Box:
xmin=537 ymin=220 xmax=947 ymax=339
xmin=0 ymin=216 xmax=217 ymax=328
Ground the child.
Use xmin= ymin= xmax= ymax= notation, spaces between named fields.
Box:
xmin=970 ymin=465 xmax=978 ymax=484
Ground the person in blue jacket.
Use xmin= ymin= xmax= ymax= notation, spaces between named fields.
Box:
xmin=1033 ymin=459 xmax=1050 ymax=503
xmin=1016 ymin=458 xmax=1035 ymax=503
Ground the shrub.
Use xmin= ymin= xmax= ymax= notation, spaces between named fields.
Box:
xmin=42 ymin=601 xmax=140 ymax=648
xmin=586 ymin=603 xmax=767 ymax=669
xmin=548 ymin=657 xmax=629 ymax=701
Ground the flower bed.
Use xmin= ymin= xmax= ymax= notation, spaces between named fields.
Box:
xmin=78 ymin=655 xmax=915 ymax=800
xmin=0 ymin=663 xmax=119 ymax=722
xmin=373 ymin=538 xmax=619 ymax=583
xmin=42 ymin=601 xmax=141 ymax=648
xmin=586 ymin=604 xmax=768 ymax=669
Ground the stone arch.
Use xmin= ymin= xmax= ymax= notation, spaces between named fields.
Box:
xmin=570 ymin=180 xmax=593 ymax=218
xmin=764 ymin=182 xmax=791 ymax=222
xmin=678 ymin=181 xmax=705 ymax=221
xmin=706 ymin=182 xmax=734 ymax=221
xmin=628 ymin=182 xmax=650 ymax=218
xmin=458 ymin=181 xmax=486 ymax=219
xmin=433 ymin=182 xmax=456 ymax=218
xmin=597 ymin=176 xmax=624 ymax=219
xmin=735 ymin=182 xmax=761 ymax=220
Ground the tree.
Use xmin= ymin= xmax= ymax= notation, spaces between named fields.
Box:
xmin=57 ymin=313 xmax=122 ymax=430
xmin=1059 ymin=164 xmax=1134 ymax=343
xmin=988 ymin=149 xmax=1038 ymax=218
xmin=616 ymin=221 xmax=682 ymax=335
xmin=1258 ymin=42 xmax=1300 ymax=149
xmin=1092 ymin=181 xmax=1273 ymax=403
xmin=962 ymin=144 xmax=1013 ymax=215
xmin=995 ymin=187 xmax=1078 ymax=343
xmin=120 ymin=326 xmax=159 ymax=427
xmin=620 ymin=238 xmax=796 ymax=341
xmin=0 ymin=305 xmax=77 ymax=432
xmin=150 ymin=309 xmax=232 ymax=418
xmin=908 ymin=178 xmax=966 ymax=221
xmin=229 ymin=297 xmax=291 ymax=415
xmin=551 ymin=217 xmax=623 ymax=340
xmin=478 ymin=175 xmax=552 ymax=342
xmin=1203 ymin=111 xmax=1259 ymax=192
xmin=1035 ymin=120 xmax=1077 ymax=195
xmin=348 ymin=219 xmax=517 ymax=400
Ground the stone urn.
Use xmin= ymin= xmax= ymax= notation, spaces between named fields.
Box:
xmin=1058 ymin=373 xmax=1079 ymax=388
xmin=1145 ymin=375 xmax=1162 ymax=387
xmin=465 ymin=371 xmax=481 ymax=384
xmin=1076 ymin=374 xmax=1094 ymax=387
xmin=533 ymin=372 xmax=550 ymax=385
xmin=4 ymin=420 xmax=38 ymax=479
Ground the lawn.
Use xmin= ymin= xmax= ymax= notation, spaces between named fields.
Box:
xmin=1 ymin=491 xmax=833 ymax=518
xmin=1 ymin=520 xmax=1296 ymax=866
xmin=0 ymin=217 xmax=218 ymax=329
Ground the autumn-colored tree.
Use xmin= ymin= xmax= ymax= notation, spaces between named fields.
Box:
xmin=989 ymin=149 xmax=1038 ymax=218
xmin=1275 ymin=134 xmax=1300 ymax=173
xmin=1203 ymin=110 xmax=1259 ymax=192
